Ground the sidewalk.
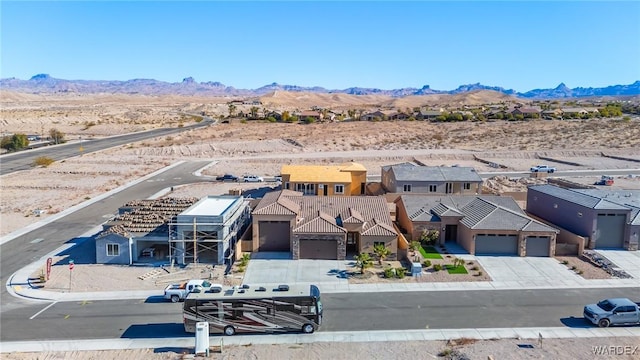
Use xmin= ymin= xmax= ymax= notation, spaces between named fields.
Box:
xmin=2 ymin=326 xmax=640 ymax=353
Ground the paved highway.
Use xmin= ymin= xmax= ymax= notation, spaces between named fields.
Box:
xmin=0 ymin=116 xmax=214 ymax=176
xmin=0 ymin=161 xmax=214 ymax=312
xmin=1 ymin=288 xmax=637 ymax=341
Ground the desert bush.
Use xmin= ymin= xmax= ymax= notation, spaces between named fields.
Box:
xmin=383 ymin=267 xmax=395 ymax=279
xmin=422 ymin=260 xmax=432 ymax=268
xmin=395 ymin=267 xmax=406 ymax=279
xmin=433 ymin=264 xmax=443 ymax=271
xmin=561 ymin=260 xmax=569 ymax=265
xmin=33 ymin=156 xmax=54 ymax=167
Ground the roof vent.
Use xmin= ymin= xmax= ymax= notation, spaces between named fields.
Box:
xmin=255 ymin=286 xmax=266 ymax=292
xmin=277 ymin=284 xmax=290 ymax=291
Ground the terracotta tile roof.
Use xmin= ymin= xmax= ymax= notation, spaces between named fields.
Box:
xmin=252 ymin=191 xmax=300 ymax=215
xmin=294 ymin=211 xmax=346 ymax=233
xmin=253 ymin=191 xmax=395 ymax=236
xmin=343 ymin=207 xmax=364 ymax=224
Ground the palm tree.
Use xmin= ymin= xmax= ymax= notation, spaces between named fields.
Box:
xmin=353 ymin=252 xmax=373 ymax=274
xmin=373 ymin=243 xmax=391 ymax=265
xmin=249 ymin=106 xmax=259 ymax=119
xmin=228 ymin=104 xmax=237 ymax=118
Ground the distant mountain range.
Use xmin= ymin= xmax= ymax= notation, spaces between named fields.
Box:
xmin=1 ymin=74 xmax=638 ymax=99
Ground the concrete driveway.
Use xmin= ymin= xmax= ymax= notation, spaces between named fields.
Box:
xmin=243 ymin=252 xmax=350 ymax=286
xmin=595 ymin=250 xmax=640 ymax=278
xmin=475 ymin=256 xmax=583 ymax=284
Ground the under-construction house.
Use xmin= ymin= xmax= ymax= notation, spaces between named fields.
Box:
xmin=96 ymin=197 xmax=199 ymax=264
xmin=168 ymin=195 xmax=251 ymax=266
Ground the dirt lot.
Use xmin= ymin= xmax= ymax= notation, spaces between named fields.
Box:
xmin=3 ymin=94 xmax=640 ymax=359
xmin=4 ymin=337 xmax=640 ymax=360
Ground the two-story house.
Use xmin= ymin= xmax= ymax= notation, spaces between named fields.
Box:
xmin=281 ymin=162 xmax=367 ymax=196
xmin=381 ymin=163 xmax=483 ymax=195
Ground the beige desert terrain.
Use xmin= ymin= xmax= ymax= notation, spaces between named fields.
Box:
xmin=2 ymin=92 xmax=640 ymax=358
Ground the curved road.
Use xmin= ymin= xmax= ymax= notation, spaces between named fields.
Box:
xmin=0 ymin=116 xmax=214 ymax=176
xmin=0 ymin=161 xmax=214 ymax=310
xmin=0 ymin=288 xmax=637 ymax=341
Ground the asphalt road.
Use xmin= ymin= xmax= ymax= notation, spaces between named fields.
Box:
xmin=0 ymin=116 xmax=214 ymax=176
xmin=1 ymin=288 xmax=637 ymax=341
xmin=0 ymin=161 xmax=214 ymax=311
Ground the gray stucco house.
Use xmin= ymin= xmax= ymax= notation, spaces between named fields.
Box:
xmin=95 ymin=227 xmax=133 ymax=265
xmin=95 ymin=196 xmax=251 ymax=266
xmin=381 ymin=163 xmax=483 ymax=195
xmin=395 ymin=194 xmax=558 ymax=256
xmin=526 ymin=185 xmax=639 ymax=250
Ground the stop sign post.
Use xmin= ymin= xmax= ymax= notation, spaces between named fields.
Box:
xmin=68 ymin=259 xmax=74 ymax=291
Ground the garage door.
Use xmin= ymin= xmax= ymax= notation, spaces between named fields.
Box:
xmin=595 ymin=214 xmax=626 ymax=248
xmin=475 ymin=234 xmax=518 ymax=255
xmin=525 ymin=236 xmax=550 ymax=257
xmin=299 ymin=239 xmax=338 ymax=260
xmin=258 ymin=221 xmax=290 ymax=251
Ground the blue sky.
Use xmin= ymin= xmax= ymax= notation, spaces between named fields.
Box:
xmin=1 ymin=1 xmax=639 ymax=92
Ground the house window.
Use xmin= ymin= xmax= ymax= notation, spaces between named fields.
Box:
xmin=403 ymin=184 xmax=412 ymax=192
xmin=429 ymin=185 xmax=437 ymax=192
xmin=335 ymin=184 xmax=344 ymax=194
xmin=106 ymin=243 xmax=120 ymax=257
xmin=284 ymin=182 xmax=290 ymax=190
xmin=463 ymin=183 xmax=471 ymax=190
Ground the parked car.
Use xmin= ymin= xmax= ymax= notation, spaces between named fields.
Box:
xmin=583 ymin=298 xmax=640 ymax=327
xmin=216 ymin=174 xmax=239 ymax=182
xmin=164 ymin=279 xmax=222 ymax=302
xmin=530 ymin=165 xmax=556 ymax=173
xmin=594 ymin=175 xmax=614 ymax=186
xmin=243 ymin=175 xmax=264 ymax=182
xmin=274 ymin=175 xmax=283 ymax=182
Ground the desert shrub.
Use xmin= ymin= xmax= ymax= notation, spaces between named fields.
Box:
xmin=433 ymin=264 xmax=443 ymax=271
xmin=236 ymin=266 xmax=245 ymax=273
xmin=562 ymin=260 xmax=569 ymax=265
xmin=33 ymin=156 xmax=55 ymax=167
xmin=474 ymin=271 xmax=483 ymax=277
xmin=422 ymin=260 xmax=432 ymax=268
xmin=267 ymin=116 xmax=277 ymax=123
xmin=383 ymin=267 xmax=395 ymax=279
xmin=240 ymin=119 xmax=247 ymax=124
xmin=470 ymin=266 xmax=479 ymax=271
xmin=395 ymin=267 xmax=406 ymax=279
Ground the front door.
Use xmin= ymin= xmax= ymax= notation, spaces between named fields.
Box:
xmin=445 ymin=182 xmax=453 ymax=194
xmin=445 ymin=225 xmax=457 ymax=242
xmin=323 ymin=185 xmax=328 ymax=196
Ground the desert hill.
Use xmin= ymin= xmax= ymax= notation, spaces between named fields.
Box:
xmin=258 ymin=89 xmax=522 ymax=111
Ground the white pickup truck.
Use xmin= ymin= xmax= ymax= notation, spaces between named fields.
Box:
xmin=530 ymin=164 xmax=556 ymax=173
xmin=583 ymin=298 xmax=640 ymax=327
xmin=164 ymin=279 xmax=222 ymax=302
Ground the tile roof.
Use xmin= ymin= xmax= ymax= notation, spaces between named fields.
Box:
xmin=253 ymin=191 xmax=396 ymax=236
xmin=389 ymin=165 xmax=483 ymax=182
xmin=529 ymin=185 xmax=631 ymax=210
xmin=252 ymin=190 xmax=300 ymax=215
xmin=398 ymin=194 xmax=557 ymax=233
